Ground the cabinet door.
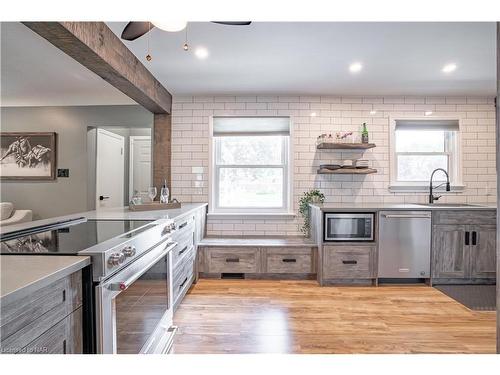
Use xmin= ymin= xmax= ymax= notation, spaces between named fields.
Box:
xmin=469 ymin=225 xmax=496 ymax=279
xmin=432 ymin=225 xmax=468 ymax=279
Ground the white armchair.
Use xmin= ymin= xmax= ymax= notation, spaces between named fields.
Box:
xmin=0 ymin=202 xmax=33 ymax=226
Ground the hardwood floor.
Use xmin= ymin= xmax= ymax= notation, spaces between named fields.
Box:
xmin=172 ymin=279 xmax=496 ymax=354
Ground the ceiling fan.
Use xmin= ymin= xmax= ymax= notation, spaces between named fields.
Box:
xmin=121 ymin=21 xmax=252 ymax=41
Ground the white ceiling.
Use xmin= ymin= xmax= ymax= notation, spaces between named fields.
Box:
xmin=0 ymin=22 xmax=496 ymax=108
xmin=107 ymin=21 xmax=496 ymax=96
xmin=1 ymin=22 xmax=135 ymax=106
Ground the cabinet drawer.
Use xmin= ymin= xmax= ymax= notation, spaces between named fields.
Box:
xmin=173 ymin=251 xmax=195 ymax=302
xmin=1 ymin=272 xmax=82 ymax=353
xmin=323 ymin=246 xmax=375 ymax=279
xmin=265 ymin=248 xmax=314 ymax=274
xmin=172 ymin=234 xmax=195 ymax=268
xmin=21 ymin=308 xmax=83 ymax=354
xmin=173 ymin=245 xmax=195 ymax=281
xmin=433 ymin=210 xmax=496 ymax=225
xmin=207 ymin=247 xmax=259 ymax=273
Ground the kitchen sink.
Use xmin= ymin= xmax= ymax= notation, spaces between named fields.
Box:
xmin=414 ymin=203 xmax=481 ymax=207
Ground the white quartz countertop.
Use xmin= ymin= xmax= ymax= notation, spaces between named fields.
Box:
xmin=84 ymin=203 xmax=208 ymax=221
xmin=0 ymin=255 xmax=90 ymax=305
xmin=310 ymin=203 xmax=497 ymax=211
xmin=0 ymin=203 xmax=208 ymax=235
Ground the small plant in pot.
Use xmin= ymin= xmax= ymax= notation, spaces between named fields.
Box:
xmin=299 ymin=189 xmax=325 ymax=236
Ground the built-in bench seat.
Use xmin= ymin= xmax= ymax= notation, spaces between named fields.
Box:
xmin=197 ymin=237 xmax=318 ymax=280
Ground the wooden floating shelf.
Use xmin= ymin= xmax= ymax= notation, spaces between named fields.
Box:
xmin=317 ymin=168 xmax=377 ymax=175
xmin=316 ymin=142 xmax=376 ymax=150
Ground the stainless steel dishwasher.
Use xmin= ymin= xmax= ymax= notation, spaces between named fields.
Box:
xmin=378 ymin=211 xmax=431 ymax=279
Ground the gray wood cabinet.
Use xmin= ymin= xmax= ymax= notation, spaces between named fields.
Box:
xmin=172 ymin=205 xmax=207 ymax=310
xmin=469 ymin=225 xmax=496 ymax=278
xmin=322 ymin=245 xmax=376 ymax=280
xmin=198 ymin=244 xmax=317 ymax=278
xmin=432 ymin=225 xmax=468 ymax=279
xmin=0 ymin=271 xmax=83 ymax=354
xmin=432 ymin=210 xmax=496 ymax=282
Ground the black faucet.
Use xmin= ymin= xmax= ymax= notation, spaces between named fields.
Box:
xmin=429 ymin=168 xmax=451 ymax=204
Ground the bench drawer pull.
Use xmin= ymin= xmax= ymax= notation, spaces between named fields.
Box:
xmin=225 ymin=258 xmax=240 ymax=263
xmin=342 ymin=260 xmax=357 ymax=265
xmin=282 ymin=258 xmax=297 ymax=263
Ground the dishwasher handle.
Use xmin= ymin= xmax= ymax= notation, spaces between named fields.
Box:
xmin=382 ymin=214 xmax=431 ymax=219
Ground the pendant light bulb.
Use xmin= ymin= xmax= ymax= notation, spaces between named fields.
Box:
xmin=183 ymin=43 xmax=189 ymax=51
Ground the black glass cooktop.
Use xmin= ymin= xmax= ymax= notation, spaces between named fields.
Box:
xmin=0 ymin=219 xmax=153 ymax=255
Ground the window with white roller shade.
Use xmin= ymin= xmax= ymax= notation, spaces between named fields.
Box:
xmin=210 ymin=117 xmax=292 ymax=213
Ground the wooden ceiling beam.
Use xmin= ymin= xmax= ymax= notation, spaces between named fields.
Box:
xmin=22 ymin=22 xmax=172 ymax=114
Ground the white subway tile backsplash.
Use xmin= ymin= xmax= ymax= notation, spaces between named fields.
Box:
xmin=172 ymin=94 xmax=496 ymax=236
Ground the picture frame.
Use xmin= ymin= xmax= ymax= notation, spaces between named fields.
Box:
xmin=0 ymin=132 xmax=57 ymax=180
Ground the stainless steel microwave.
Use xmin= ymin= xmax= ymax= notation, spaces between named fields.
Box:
xmin=324 ymin=213 xmax=375 ymax=241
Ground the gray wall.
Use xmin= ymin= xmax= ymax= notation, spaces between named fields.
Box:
xmin=1 ymin=105 xmax=152 ymax=219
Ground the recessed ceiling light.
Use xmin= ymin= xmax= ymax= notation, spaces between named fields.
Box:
xmin=425 ymin=111 xmax=433 ymax=116
xmin=194 ymin=47 xmax=209 ymax=59
xmin=153 ymin=20 xmax=187 ymax=32
xmin=349 ymin=62 xmax=363 ymax=73
xmin=369 ymin=110 xmax=377 ymax=115
xmin=442 ymin=63 xmax=457 ymax=73
xmin=310 ymin=112 xmax=317 ymax=117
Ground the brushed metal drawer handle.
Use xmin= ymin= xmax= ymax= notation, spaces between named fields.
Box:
xmin=179 ymin=277 xmax=188 ymax=289
xmin=282 ymin=258 xmax=297 ymax=263
xmin=226 ymin=258 xmax=240 ymax=263
xmin=178 ymin=246 xmax=188 ymax=255
xmin=342 ymin=260 xmax=357 ymax=265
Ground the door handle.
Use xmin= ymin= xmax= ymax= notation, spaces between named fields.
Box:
xmin=471 ymin=231 xmax=477 ymax=246
xmin=99 ymin=195 xmax=110 ymax=201
xmin=383 ymin=214 xmax=431 ymax=219
xmin=465 ymin=231 xmax=470 ymax=246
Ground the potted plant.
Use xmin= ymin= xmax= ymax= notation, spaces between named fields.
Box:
xmin=298 ymin=189 xmax=325 ymax=236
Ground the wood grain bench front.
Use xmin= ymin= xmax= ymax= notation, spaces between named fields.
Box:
xmin=197 ymin=238 xmax=318 ymax=280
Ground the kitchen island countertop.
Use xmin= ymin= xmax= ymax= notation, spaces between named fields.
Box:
xmin=0 ymin=255 xmax=90 ymax=305
xmin=0 ymin=203 xmax=208 ymax=235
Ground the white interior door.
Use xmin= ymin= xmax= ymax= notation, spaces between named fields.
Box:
xmin=96 ymin=129 xmax=125 ymax=209
xmin=129 ymin=136 xmax=152 ymax=201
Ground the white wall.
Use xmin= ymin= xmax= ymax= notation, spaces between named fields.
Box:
xmin=171 ymin=95 xmax=496 ymax=237
xmin=1 ymin=105 xmax=152 ymax=219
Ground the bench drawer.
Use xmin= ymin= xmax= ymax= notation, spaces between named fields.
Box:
xmin=265 ymin=248 xmax=314 ymax=273
xmin=323 ymin=246 xmax=375 ymax=279
xmin=206 ymin=247 xmax=259 ymax=273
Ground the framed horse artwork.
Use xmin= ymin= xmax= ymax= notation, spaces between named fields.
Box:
xmin=0 ymin=132 xmax=57 ymax=180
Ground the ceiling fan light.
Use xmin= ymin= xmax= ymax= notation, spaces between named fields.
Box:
xmin=153 ymin=20 xmax=187 ymax=32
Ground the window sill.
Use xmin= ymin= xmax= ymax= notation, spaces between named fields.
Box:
xmin=388 ymin=184 xmax=465 ymax=193
xmin=207 ymin=212 xmax=296 ymax=220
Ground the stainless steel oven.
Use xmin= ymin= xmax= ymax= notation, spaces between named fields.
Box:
xmin=324 ymin=213 xmax=375 ymax=241
xmin=95 ymin=238 xmax=178 ymax=354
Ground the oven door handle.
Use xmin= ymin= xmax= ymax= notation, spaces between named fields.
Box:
xmin=107 ymin=241 xmax=178 ymax=291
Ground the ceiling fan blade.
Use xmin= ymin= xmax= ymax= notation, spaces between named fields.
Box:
xmin=121 ymin=22 xmax=153 ymax=41
xmin=211 ymin=21 xmax=252 ymax=26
